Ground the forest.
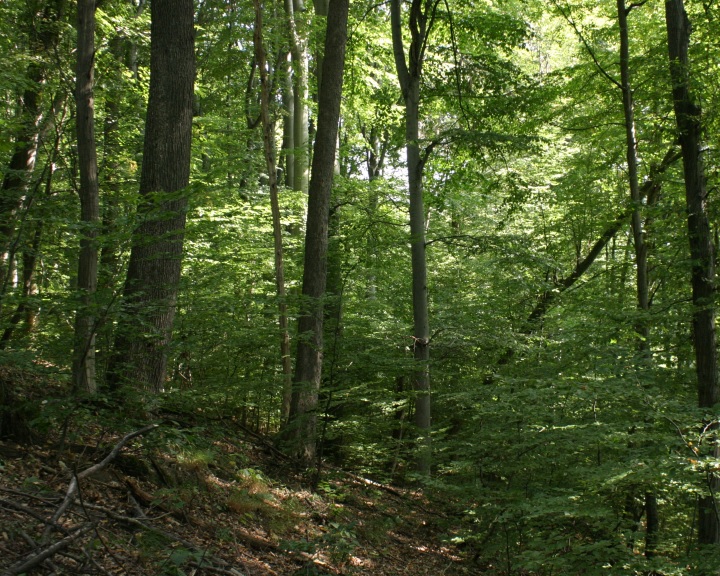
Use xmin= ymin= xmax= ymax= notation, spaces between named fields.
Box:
xmin=1 ymin=0 xmax=720 ymax=574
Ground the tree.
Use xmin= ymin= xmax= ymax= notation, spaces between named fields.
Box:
xmin=283 ymin=0 xmax=349 ymax=463
xmin=390 ymin=0 xmax=435 ymax=474
xmin=617 ymin=0 xmax=657 ymax=553
xmin=71 ymin=0 xmax=100 ymax=394
xmin=665 ymin=0 xmax=720 ymax=548
xmin=253 ymin=0 xmax=293 ymax=422
xmin=285 ymin=0 xmax=309 ymax=194
xmin=0 ymin=0 xmax=66 ymax=315
xmin=107 ymin=0 xmax=195 ymax=394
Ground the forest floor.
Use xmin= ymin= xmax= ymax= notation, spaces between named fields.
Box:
xmin=0 ymin=394 xmax=478 ymax=575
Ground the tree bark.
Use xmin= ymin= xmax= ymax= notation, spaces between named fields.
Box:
xmin=281 ymin=52 xmax=295 ymax=189
xmin=253 ymin=0 xmax=293 ymax=423
xmin=283 ymin=0 xmax=349 ymax=463
xmin=108 ymin=0 xmax=195 ymax=394
xmin=71 ymin=0 xmax=100 ymax=394
xmin=618 ymin=0 xmax=650 ymax=349
xmin=285 ymin=0 xmax=309 ymax=194
xmin=618 ymin=1 xmax=660 ymax=555
xmin=665 ymin=0 xmax=720 ymax=548
xmin=391 ymin=0 xmax=433 ymax=474
xmin=0 ymin=0 xmax=66 ymax=312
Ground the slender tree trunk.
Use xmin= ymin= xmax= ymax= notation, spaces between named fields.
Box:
xmin=108 ymin=0 xmax=195 ymax=394
xmin=390 ymin=0 xmax=433 ymax=474
xmin=618 ymin=0 xmax=649 ymax=347
xmin=282 ymin=52 xmax=295 ymax=189
xmin=364 ymin=125 xmax=385 ymax=298
xmin=618 ymin=1 xmax=660 ymax=555
xmin=94 ymin=34 xmax=130 ymax=376
xmin=283 ymin=0 xmax=349 ymax=463
xmin=71 ymin=0 xmax=100 ymax=394
xmin=98 ymin=35 xmax=128 ymax=293
xmin=253 ymin=0 xmax=293 ymax=423
xmin=487 ymin=147 xmax=680 ymax=381
xmin=0 ymin=0 xmax=66 ymax=310
xmin=665 ymin=0 xmax=720 ymax=549
xmin=0 ymin=85 xmax=40 ymax=297
xmin=0 ymin=222 xmax=43 ymax=346
xmin=0 ymin=90 xmax=67 ymax=348
xmin=285 ymin=0 xmax=309 ymax=194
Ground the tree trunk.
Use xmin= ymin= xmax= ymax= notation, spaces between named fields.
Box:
xmin=285 ymin=0 xmax=309 ymax=194
xmin=363 ymin=125 xmax=386 ymax=299
xmin=281 ymin=52 xmax=295 ymax=189
xmin=665 ymin=0 xmax=720 ymax=548
xmin=0 ymin=0 xmax=66 ymax=311
xmin=253 ymin=0 xmax=293 ymax=424
xmin=618 ymin=1 xmax=659 ymax=555
xmin=71 ymin=0 xmax=100 ymax=394
xmin=390 ymin=0 xmax=432 ymax=474
xmin=0 ymin=221 xmax=43 ymax=347
xmin=108 ymin=0 xmax=195 ymax=394
xmin=0 ymin=90 xmax=67 ymax=349
xmin=283 ymin=0 xmax=349 ymax=464
xmin=617 ymin=0 xmax=650 ymax=348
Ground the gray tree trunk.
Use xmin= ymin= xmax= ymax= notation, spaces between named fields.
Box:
xmin=618 ymin=0 xmax=659 ymax=555
xmin=108 ymin=0 xmax=195 ymax=394
xmin=282 ymin=52 xmax=295 ymax=189
xmin=283 ymin=0 xmax=349 ymax=463
xmin=253 ymin=0 xmax=293 ymax=424
xmin=617 ymin=0 xmax=649 ymax=345
xmin=665 ymin=0 xmax=720 ymax=549
xmin=285 ymin=0 xmax=309 ymax=194
xmin=390 ymin=0 xmax=432 ymax=474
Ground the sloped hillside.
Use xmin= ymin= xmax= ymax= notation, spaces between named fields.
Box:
xmin=0 ymin=399 xmax=473 ymax=576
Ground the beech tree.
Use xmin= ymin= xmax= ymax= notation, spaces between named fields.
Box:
xmin=284 ymin=0 xmax=310 ymax=194
xmin=1 ymin=0 xmax=720 ymax=571
xmin=283 ymin=0 xmax=349 ymax=463
xmin=390 ymin=0 xmax=434 ymax=474
xmin=253 ymin=0 xmax=293 ymax=422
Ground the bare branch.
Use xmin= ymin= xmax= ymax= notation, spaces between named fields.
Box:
xmin=2 ymin=524 xmax=93 ymax=576
xmin=551 ymin=0 xmax=621 ymax=90
xmin=627 ymin=0 xmax=649 ymax=12
xmin=42 ymin=424 xmax=159 ymax=542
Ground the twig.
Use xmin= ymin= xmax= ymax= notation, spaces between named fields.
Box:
xmin=550 ymin=0 xmax=621 ymax=89
xmin=17 ymin=530 xmax=61 ymax=574
xmin=0 ymin=498 xmax=70 ymax=534
xmin=1 ymin=523 xmax=93 ymax=576
xmin=0 ymin=485 xmax=61 ymax=504
xmin=664 ymin=415 xmax=720 ymax=528
xmin=42 ymin=423 xmax=159 ymax=543
xmin=76 ymin=502 xmax=248 ymax=573
xmin=188 ymin=561 xmax=245 ymax=576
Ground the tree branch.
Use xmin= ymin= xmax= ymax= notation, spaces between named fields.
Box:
xmin=42 ymin=423 xmax=159 ymax=542
xmin=551 ymin=0 xmax=621 ymax=90
xmin=2 ymin=524 xmax=94 ymax=576
xmin=390 ymin=0 xmax=410 ymax=94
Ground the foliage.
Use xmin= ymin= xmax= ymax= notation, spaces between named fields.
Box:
xmin=1 ymin=0 xmax=720 ymax=572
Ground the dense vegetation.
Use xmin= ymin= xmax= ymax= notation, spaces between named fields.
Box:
xmin=1 ymin=0 xmax=720 ymax=573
